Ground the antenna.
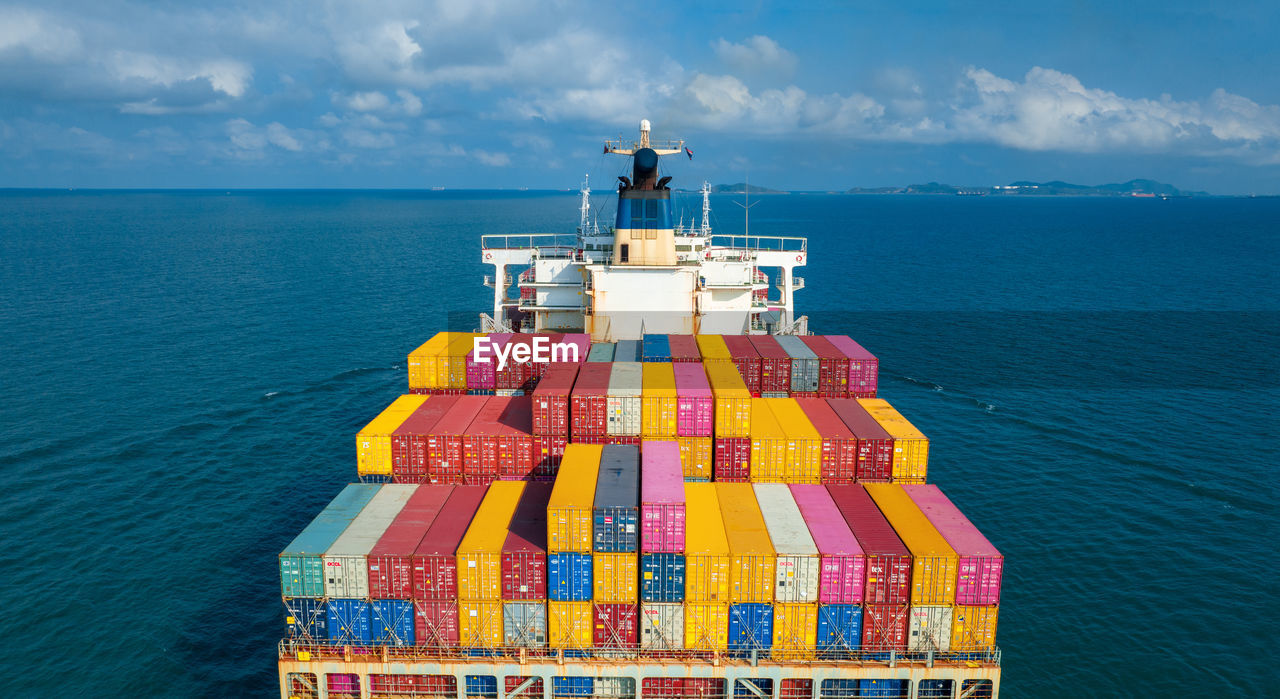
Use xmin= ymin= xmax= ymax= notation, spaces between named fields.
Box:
xmin=733 ymin=172 xmax=758 ymax=236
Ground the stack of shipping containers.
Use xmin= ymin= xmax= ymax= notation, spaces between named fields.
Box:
xmin=546 ymin=445 xmax=600 ymax=651
xmin=593 ymin=446 xmax=641 ymax=649
xmin=411 ymin=485 xmax=487 ymax=646
xmin=717 ymin=482 xmax=776 ymax=656
xmin=789 ymin=484 xmax=866 ymax=658
xmin=455 ymin=482 xmax=524 ymax=648
xmin=672 ymin=363 xmax=713 ymax=480
xmin=754 ymin=484 xmax=820 ymax=659
xmin=638 ymin=442 xmax=685 ymax=651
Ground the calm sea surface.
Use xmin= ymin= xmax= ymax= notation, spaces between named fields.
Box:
xmin=0 ymin=190 xmax=1276 ymax=696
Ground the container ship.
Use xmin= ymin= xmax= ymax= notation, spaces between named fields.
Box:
xmin=277 ymin=122 xmax=1003 ymax=699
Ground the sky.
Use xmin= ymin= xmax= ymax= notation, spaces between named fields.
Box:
xmin=1 ymin=1 xmax=1278 ymax=193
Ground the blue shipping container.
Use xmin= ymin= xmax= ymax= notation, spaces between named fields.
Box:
xmin=734 ymin=679 xmax=773 ymax=697
xmin=614 ymin=340 xmax=641 ymax=362
xmin=466 ymin=675 xmax=498 ymax=696
xmin=816 ymin=604 xmax=863 ymax=655
xmin=916 ymin=680 xmax=954 ymax=698
xmin=858 ymin=679 xmax=909 ymax=698
xmin=548 ymin=553 xmax=593 ymax=601
xmin=819 ymin=680 xmax=858 ymax=698
xmin=284 ymin=598 xmax=328 ymax=640
xmin=593 ymin=445 xmax=640 ymax=553
xmin=642 ymin=334 xmax=671 ymax=362
xmin=326 ymin=599 xmax=373 ymax=645
xmin=279 ymin=484 xmax=381 ymax=597
xmin=553 ymin=677 xmax=594 ymax=697
xmin=370 ymin=599 xmax=415 ymax=646
xmin=728 ymin=603 xmax=773 ymax=653
xmin=640 ymin=553 xmax=685 ymax=603
xmin=587 ymin=343 xmax=616 ymax=362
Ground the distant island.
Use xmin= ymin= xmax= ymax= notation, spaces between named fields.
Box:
xmin=711 ymin=183 xmax=788 ymax=194
xmin=846 ymin=179 xmax=1207 ymax=197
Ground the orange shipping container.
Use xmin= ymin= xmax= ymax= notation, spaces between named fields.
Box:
xmin=407 ymin=332 xmax=451 ymax=390
xmin=864 ymin=484 xmax=957 ymax=605
xmin=547 ymin=601 xmax=593 ymax=649
xmin=684 ymin=483 xmax=731 ymax=602
xmin=684 ymin=602 xmax=730 ymax=650
xmin=641 ymin=363 xmax=679 ymax=438
xmin=765 ymin=398 xmax=822 ymax=484
xmin=748 ymin=398 xmax=787 ymax=482
xmin=772 ymin=602 xmax=818 ymax=659
xmin=706 ymin=362 xmax=751 ymax=437
xmin=592 ymin=552 xmax=639 ymax=603
xmin=457 ymin=601 xmax=504 ymax=647
xmin=546 ymin=444 xmax=603 ymax=554
xmin=857 ymin=399 xmax=929 ymax=483
xmin=715 ymin=482 xmax=776 ymax=603
xmin=950 ymin=605 xmax=999 ymax=651
xmin=675 ymin=436 xmax=712 ymax=480
xmin=456 ymin=482 xmax=525 ymax=600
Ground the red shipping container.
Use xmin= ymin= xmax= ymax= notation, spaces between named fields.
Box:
xmin=825 ymin=485 xmax=912 ymax=604
xmin=372 ymin=675 xmax=457 ymax=694
xmin=391 ymin=395 xmax=461 ymax=482
xmin=714 ymin=438 xmax=751 ymax=481
xmin=799 ymin=335 xmax=849 ymax=398
xmin=427 ymin=396 xmax=488 ymax=484
xmin=532 ymin=435 xmax=567 ymax=480
xmin=667 ymin=334 xmax=701 ymax=362
xmin=593 ymin=603 xmax=639 ymax=648
xmin=862 ymin=603 xmax=909 ymax=651
xmin=412 ymin=485 xmax=488 ymax=600
xmin=505 ymin=677 xmax=545 ymax=698
xmin=465 ymin=397 xmax=541 ymax=483
xmin=528 ymin=333 xmax=564 ymax=381
xmin=367 ymin=485 xmax=454 ymax=598
xmin=825 ymin=399 xmax=894 ymax=482
xmin=794 ymin=398 xmax=859 ymax=483
xmin=748 ymin=335 xmax=791 ymax=394
xmin=721 ymin=335 xmax=762 ymax=395
xmin=502 ymin=483 xmax=551 ymax=600
xmin=413 ymin=600 xmax=460 ymax=647
xmin=570 ymin=362 xmax=612 ymax=437
xmin=573 ymin=435 xmax=642 ymax=446
xmin=532 ymin=362 xmax=578 ymax=436
xmin=496 ymin=333 xmax=535 ymax=391
xmin=825 ymin=335 xmax=879 ymax=398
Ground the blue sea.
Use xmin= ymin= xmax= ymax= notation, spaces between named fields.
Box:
xmin=0 ymin=190 xmax=1275 ymax=696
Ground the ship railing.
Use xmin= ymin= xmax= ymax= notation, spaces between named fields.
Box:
xmin=481 ymin=234 xmax=582 ymax=258
xmin=278 ymin=640 xmax=1000 ymax=668
xmin=709 ymin=234 xmax=807 ymax=252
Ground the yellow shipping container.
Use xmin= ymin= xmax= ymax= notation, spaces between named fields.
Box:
xmin=950 ymin=605 xmax=999 ymax=651
xmin=684 ymin=602 xmax=730 ymax=651
xmin=407 ymin=332 xmax=451 ymax=389
xmin=765 ymin=398 xmax=822 ymax=484
xmin=715 ymin=483 xmax=776 ymax=603
xmin=857 ymin=398 xmax=929 ymax=483
xmin=695 ymin=335 xmax=734 ymax=367
xmin=641 ymin=363 xmax=678 ymax=437
xmin=458 ymin=601 xmax=504 ymax=648
xmin=593 ymin=552 xmax=639 ymax=603
xmin=439 ymin=333 xmax=482 ymax=389
xmin=706 ymin=362 xmax=751 ymax=437
xmin=676 ymin=436 xmax=713 ymax=480
xmin=865 ymin=484 xmax=958 ymax=605
xmin=547 ymin=444 xmax=603 ymax=553
xmin=456 ymin=481 xmax=525 ymax=600
xmin=772 ymin=603 xmax=818 ymax=659
xmin=548 ymin=601 xmax=593 ymax=649
xmin=356 ymin=394 xmax=428 ymax=477
xmin=684 ymin=483 xmax=731 ymax=602
xmin=748 ymin=398 xmax=787 ymax=482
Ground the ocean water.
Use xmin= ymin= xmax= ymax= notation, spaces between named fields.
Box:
xmin=0 ymin=189 xmax=1275 ymax=696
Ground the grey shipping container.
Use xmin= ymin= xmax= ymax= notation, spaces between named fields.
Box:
xmin=587 ymin=343 xmax=616 ymax=362
xmin=323 ymin=485 xmax=417 ymax=598
xmin=503 ymin=602 xmax=548 ymax=647
xmin=639 ymin=603 xmax=684 ymax=650
xmin=280 ymin=484 xmax=381 ymax=598
xmin=776 ymin=336 xmax=819 ymax=393
xmin=614 ymin=340 xmax=642 ymax=362
xmin=606 ymin=362 xmax=642 ymax=436
xmin=753 ymin=484 xmax=820 ymax=603
xmin=593 ymin=445 xmax=640 ymax=552
xmin=908 ymin=605 xmax=952 ymax=652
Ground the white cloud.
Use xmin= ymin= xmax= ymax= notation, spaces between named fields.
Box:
xmin=106 ymin=52 xmax=252 ymax=98
xmin=0 ymin=8 xmax=83 ymax=61
xmin=473 ymin=149 xmax=510 ymax=166
xmin=266 ymin=122 xmax=303 ymax=151
xmin=713 ymin=36 xmax=797 ymax=81
xmin=343 ymin=128 xmax=396 ymax=149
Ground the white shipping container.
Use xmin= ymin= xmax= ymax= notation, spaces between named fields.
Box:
xmin=595 ymin=678 xmax=636 ymax=698
xmin=639 ymin=602 xmax=684 ymax=650
xmin=908 ymin=605 xmax=954 ymax=652
xmin=322 ymin=485 xmax=417 ymax=598
xmin=503 ymin=602 xmax=548 ymax=648
xmin=753 ymin=484 xmax=820 ymax=603
xmin=607 ymin=363 xmax=643 ymax=436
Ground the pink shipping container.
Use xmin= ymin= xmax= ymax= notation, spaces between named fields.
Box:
xmin=673 ymin=363 xmax=713 ymax=437
xmin=554 ymin=333 xmax=592 ymax=365
xmin=426 ymin=396 xmax=488 ymax=484
xmin=391 ymin=395 xmax=461 ymax=482
xmin=903 ymin=484 xmax=1004 ymax=605
xmin=466 ymin=333 xmax=512 ymax=390
xmin=495 ymin=333 xmax=536 ymax=391
xmin=722 ymin=335 xmax=762 ymax=395
xmin=749 ymin=335 xmax=792 ymax=394
xmin=825 ymin=335 xmax=879 ymax=398
xmin=532 ymin=363 xmax=578 ymax=437
xmin=412 ymin=485 xmax=488 ymax=600
xmin=825 ymin=399 xmax=894 ymax=483
xmin=788 ymin=484 xmax=866 ymax=604
xmin=795 ymin=398 xmax=859 ymax=484
xmin=367 ymin=485 xmax=455 ymax=598
xmin=714 ymin=438 xmax=751 ymax=482
xmin=667 ymin=334 xmax=701 ymax=362
xmin=570 ymin=362 xmax=612 ymax=438
xmin=640 ymin=441 xmax=687 ymax=553
xmin=798 ymin=335 xmax=849 ymax=398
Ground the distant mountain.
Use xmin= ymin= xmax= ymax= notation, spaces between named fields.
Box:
xmin=848 ymin=179 xmax=1206 ymax=197
xmin=712 ymin=183 xmax=787 ymax=194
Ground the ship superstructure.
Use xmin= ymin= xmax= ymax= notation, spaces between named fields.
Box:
xmin=481 ymin=121 xmax=808 ymax=341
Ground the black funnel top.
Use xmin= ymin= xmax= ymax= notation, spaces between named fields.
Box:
xmin=632 ymin=148 xmax=659 ymax=189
